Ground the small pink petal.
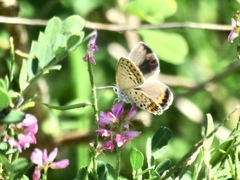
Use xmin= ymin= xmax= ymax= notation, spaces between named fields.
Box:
xmin=105 ymin=141 xmax=115 ymax=152
xmin=31 ymin=148 xmax=43 ymax=166
xmin=126 ymin=131 xmax=141 ymax=140
xmin=97 ymin=111 xmax=114 ymax=127
xmin=126 ymin=103 xmax=137 ymax=120
xmin=112 ymin=102 xmax=124 ymax=119
xmin=32 ymin=169 xmax=41 ymax=180
xmin=115 ymin=134 xmax=125 ymax=147
xmin=47 ymin=148 xmax=58 ymax=163
xmin=50 ymin=159 xmax=69 ymax=169
xmin=231 ymin=18 xmax=237 ymax=28
xmin=96 ymin=129 xmax=113 ymax=137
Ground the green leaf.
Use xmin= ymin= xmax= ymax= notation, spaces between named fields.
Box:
xmin=0 ymin=110 xmax=25 ymax=124
xmin=19 ymin=59 xmax=28 ymax=91
xmin=126 ymin=0 xmax=177 ymax=24
xmin=0 ymin=153 xmax=14 ymax=179
xmin=96 ymin=161 xmax=117 ymax=180
xmin=37 ymin=43 xmax=54 ymax=69
xmin=152 ymin=127 xmax=173 ymax=151
xmin=53 ymin=34 xmax=67 ymax=53
xmin=27 ymin=41 xmax=39 ymax=79
xmin=130 ymin=147 xmax=144 ymax=171
xmin=0 ymin=142 xmax=8 ymax=151
xmin=43 ymin=102 xmax=91 ymax=110
xmin=210 ymin=137 xmax=235 ymax=167
xmin=45 ymin=16 xmax=62 ymax=46
xmin=62 ymin=15 xmax=85 ymax=35
xmin=152 ymin=146 xmax=169 ymax=160
xmin=151 ymin=126 xmax=173 ymax=159
xmin=192 ymin=148 xmax=204 ymax=180
xmin=38 ymin=32 xmax=50 ymax=46
xmin=0 ymin=87 xmax=11 ymax=112
xmin=67 ymin=33 xmax=85 ymax=52
xmin=138 ymin=30 xmax=188 ymax=64
xmin=0 ymin=76 xmax=9 ymax=90
xmin=155 ymin=159 xmax=171 ymax=176
xmin=204 ymin=114 xmax=215 ymax=149
xmin=12 ymin=158 xmax=33 ymax=179
xmin=77 ymin=167 xmax=90 ymax=180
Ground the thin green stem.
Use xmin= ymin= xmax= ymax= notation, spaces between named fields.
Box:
xmin=116 ymin=146 xmax=121 ymax=179
xmin=87 ymin=60 xmax=99 ymax=180
xmin=115 ymin=116 xmax=124 ymax=179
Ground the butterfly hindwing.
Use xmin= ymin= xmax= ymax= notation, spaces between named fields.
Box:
xmin=134 ymin=80 xmax=174 ymax=111
xmin=125 ymin=88 xmax=163 ymax=115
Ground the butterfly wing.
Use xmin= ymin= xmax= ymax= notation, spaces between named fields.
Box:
xmin=125 ymin=80 xmax=173 ymax=115
xmin=115 ymin=57 xmax=144 ymax=90
xmin=127 ymin=42 xmax=160 ymax=79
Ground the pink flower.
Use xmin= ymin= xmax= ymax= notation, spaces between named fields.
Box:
xmin=96 ymin=129 xmax=114 ymax=137
xmin=97 ymin=102 xmax=124 ymax=127
xmin=228 ymin=18 xmax=240 ymax=43
xmin=82 ymin=30 xmax=98 ymax=64
xmin=30 ymin=147 xmax=69 ymax=180
xmin=96 ymin=102 xmax=140 ymax=151
xmin=105 ymin=141 xmax=115 ymax=152
xmin=7 ymin=114 xmax=38 ymax=152
xmin=115 ymin=131 xmax=141 ymax=147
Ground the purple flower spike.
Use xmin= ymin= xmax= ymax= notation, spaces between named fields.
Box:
xmin=82 ymin=30 xmax=98 ymax=64
xmin=96 ymin=102 xmax=141 ymax=152
xmin=228 ymin=18 xmax=240 ymax=43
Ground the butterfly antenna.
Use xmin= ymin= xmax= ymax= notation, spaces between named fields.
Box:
xmin=95 ymin=86 xmax=115 ymax=90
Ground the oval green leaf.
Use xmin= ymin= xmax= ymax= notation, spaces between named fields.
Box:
xmin=0 ymin=87 xmax=10 ymax=112
xmin=130 ymin=147 xmax=144 ymax=171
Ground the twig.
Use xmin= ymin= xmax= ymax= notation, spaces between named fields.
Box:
xmin=0 ymin=16 xmax=232 ymax=31
xmin=177 ymin=61 xmax=240 ymax=97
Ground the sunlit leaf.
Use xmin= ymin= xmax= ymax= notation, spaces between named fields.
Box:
xmin=45 ymin=16 xmax=62 ymax=45
xmin=19 ymin=59 xmax=28 ymax=91
xmin=62 ymin=15 xmax=85 ymax=35
xmin=12 ymin=158 xmax=33 ymax=179
xmin=0 ymin=110 xmax=25 ymax=124
xmin=0 ymin=87 xmax=10 ymax=112
xmin=130 ymin=147 xmax=144 ymax=170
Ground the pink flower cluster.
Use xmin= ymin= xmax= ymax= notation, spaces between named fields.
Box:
xmin=8 ymin=114 xmax=38 ymax=152
xmin=31 ymin=148 xmax=69 ymax=180
xmin=96 ymin=102 xmax=141 ymax=151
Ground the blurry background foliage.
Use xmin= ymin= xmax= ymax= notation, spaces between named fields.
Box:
xmin=0 ymin=0 xmax=240 ymax=179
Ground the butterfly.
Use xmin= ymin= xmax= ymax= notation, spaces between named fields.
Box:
xmin=113 ymin=42 xmax=173 ymax=115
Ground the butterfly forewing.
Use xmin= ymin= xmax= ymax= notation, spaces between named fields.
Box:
xmin=127 ymin=42 xmax=160 ymax=79
xmin=116 ymin=58 xmax=144 ymax=91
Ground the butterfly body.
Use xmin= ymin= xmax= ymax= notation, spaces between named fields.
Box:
xmin=114 ymin=42 xmax=173 ymax=115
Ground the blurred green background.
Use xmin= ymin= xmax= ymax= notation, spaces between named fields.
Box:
xmin=0 ymin=0 xmax=240 ymax=179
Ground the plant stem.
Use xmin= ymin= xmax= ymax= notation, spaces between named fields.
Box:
xmin=9 ymin=37 xmax=15 ymax=89
xmin=87 ymin=60 xmax=99 ymax=179
xmin=116 ymin=146 xmax=121 ymax=179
